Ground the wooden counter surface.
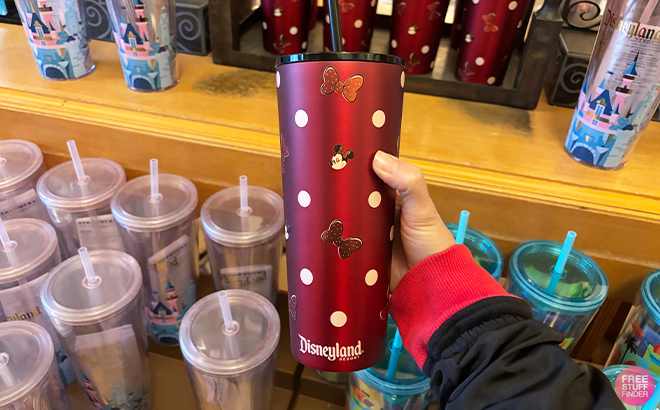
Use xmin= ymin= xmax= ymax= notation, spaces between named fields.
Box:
xmin=1 ymin=23 xmax=660 ymax=305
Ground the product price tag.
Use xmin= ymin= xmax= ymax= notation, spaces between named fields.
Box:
xmin=0 ymin=189 xmax=46 ymax=220
xmin=75 ymin=213 xmax=125 ymax=252
xmin=220 ymin=264 xmax=273 ymax=301
xmin=74 ymin=324 xmax=148 ymax=410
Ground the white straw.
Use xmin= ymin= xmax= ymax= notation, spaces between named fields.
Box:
xmin=0 ymin=353 xmax=16 ymax=386
xmin=79 ymin=247 xmax=100 ymax=285
xmin=218 ymin=291 xmax=236 ymax=332
xmin=0 ymin=218 xmax=12 ymax=250
xmin=149 ymin=158 xmax=161 ymax=203
xmin=239 ymin=175 xmax=249 ymax=215
xmin=67 ymin=140 xmax=88 ymax=184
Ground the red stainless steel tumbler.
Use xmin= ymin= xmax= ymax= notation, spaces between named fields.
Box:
xmin=323 ymin=0 xmax=377 ymax=52
xmin=262 ymin=0 xmax=311 ymax=55
xmin=276 ymin=53 xmax=404 ymax=371
xmin=454 ymin=0 xmax=529 ymax=85
xmin=389 ymin=0 xmax=449 ymax=75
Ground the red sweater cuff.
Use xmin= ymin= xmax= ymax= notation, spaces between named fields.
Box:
xmin=390 ymin=244 xmax=513 ymax=369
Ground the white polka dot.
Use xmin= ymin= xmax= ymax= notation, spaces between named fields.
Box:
xmin=295 ymin=109 xmax=308 ymax=127
xmin=400 ymin=72 xmax=405 ymax=88
xmin=368 ymin=191 xmax=382 ymax=208
xmin=285 ymin=230 xmax=289 ymax=240
xmin=365 ymin=269 xmax=378 ymax=286
xmin=372 ymin=110 xmax=385 ymax=128
xmin=262 ymin=21 xmax=268 ymax=30
xmin=298 ymin=190 xmax=311 ymax=207
xmin=330 ymin=311 xmax=347 ymax=327
xmin=508 ymin=1 xmax=517 ymax=10
xmin=300 ymin=268 xmax=313 ymax=285
xmin=475 ymin=57 xmax=485 ymax=66
xmin=290 ymin=26 xmax=298 ymax=35
xmin=487 ymin=76 xmax=496 ymax=85
xmin=391 ymin=39 xmax=398 ymax=49
xmin=325 ymin=15 xmax=330 ymax=24
xmin=421 ymin=45 xmax=430 ymax=54
xmin=430 ymin=60 xmax=435 ymax=68
xmin=276 ymin=71 xmax=281 ymax=88
xmin=465 ymin=34 xmax=473 ymax=43
xmin=371 ymin=0 xmax=376 ymax=6
xmin=342 ymin=37 xmax=346 ymax=45
xmin=517 ymin=20 xmax=522 ymax=28
xmin=390 ymin=225 xmax=394 ymax=241
xmin=472 ymin=0 xmax=479 ymax=4
xmin=302 ymin=41 xmax=307 ymax=49
xmin=354 ymin=19 xmax=363 ymax=28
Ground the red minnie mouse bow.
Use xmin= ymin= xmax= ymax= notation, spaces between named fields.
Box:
xmin=321 ymin=66 xmax=364 ymax=103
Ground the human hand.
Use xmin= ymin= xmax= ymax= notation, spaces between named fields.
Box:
xmin=373 ymin=151 xmax=456 ymax=291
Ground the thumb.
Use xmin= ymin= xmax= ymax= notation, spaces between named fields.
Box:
xmin=373 ymin=151 xmax=455 ymax=267
xmin=372 ymin=151 xmax=436 ymax=213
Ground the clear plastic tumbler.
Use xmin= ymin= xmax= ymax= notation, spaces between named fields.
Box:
xmin=0 ymin=321 xmax=69 ymax=410
xmin=0 ymin=140 xmax=49 ymax=223
xmin=0 ymin=218 xmax=76 ymax=386
xmin=347 ymin=317 xmax=432 ymax=410
xmin=111 ymin=163 xmax=199 ymax=346
xmin=445 ymin=223 xmax=503 ymax=281
xmin=40 ymin=249 xmax=150 ymax=410
xmin=179 ymin=289 xmax=281 ymax=410
xmin=607 ymin=270 xmax=660 ymax=374
xmin=37 ymin=149 xmax=126 ymax=259
xmin=506 ymin=240 xmax=609 ymax=352
xmin=201 ymin=180 xmax=284 ymax=305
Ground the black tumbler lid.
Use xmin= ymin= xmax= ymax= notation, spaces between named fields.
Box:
xmin=276 ymin=52 xmax=404 ymax=67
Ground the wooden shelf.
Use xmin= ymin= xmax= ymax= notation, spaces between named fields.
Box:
xmin=1 ymin=24 xmax=660 ymax=305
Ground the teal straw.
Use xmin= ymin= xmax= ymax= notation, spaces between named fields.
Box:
xmin=386 ymin=329 xmax=403 ymax=380
xmin=546 ymin=231 xmax=577 ymax=295
xmin=455 ymin=210 xmax=470 ymax=245
xmin=642 ymin=383 xmax=660 ymax=410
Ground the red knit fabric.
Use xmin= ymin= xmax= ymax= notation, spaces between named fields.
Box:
xmin=390 ymin=244 xmax=514 ymax=369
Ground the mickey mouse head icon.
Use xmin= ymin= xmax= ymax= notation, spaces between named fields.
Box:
xmin=330 ymin=145 xmax=354 ymax=170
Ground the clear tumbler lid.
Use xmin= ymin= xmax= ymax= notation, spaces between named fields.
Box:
xmin=0 ymin=218 xmax=58 ymax=284
xmin=508 ymin=240 xmax=608 ymax=315
xmin=641 ymin=270 xmax=660 ymax=325
xmin=37 ymin=158 xmax=126 ymax=212
xmin=179 ymin=289 xmax=280 ymax=376
xmin=41 ymin=250 xmax=142 ymax=325
xmin=0 ymin=140 xmax=44 ymax=195
xmin=0 ymin=321 xmax=54 ymax=407
xmin=111 ymin=174 xmax=198 ymax=231
xmin=201 ymin=186 xmax=284 ymax=246
xmin=445 ymin=223 xmax=503 ymax=281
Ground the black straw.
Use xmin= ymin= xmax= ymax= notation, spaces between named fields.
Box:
xmin=327 ymin=0 xmax=343 ymax=52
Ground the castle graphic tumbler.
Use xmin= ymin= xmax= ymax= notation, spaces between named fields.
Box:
xmin=105 ymin=0 xmax=178 ymax=91
xmin=276 ymin=53 xmax=404 ymax=371
xmin=565 ymin=0 xmax=660 ymax=169
xmin=13 ymin=0 xmax=94 ymax=80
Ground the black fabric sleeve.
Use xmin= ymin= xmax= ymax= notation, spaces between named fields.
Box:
xmin=422 ymin=296 xmax=625 ymax=410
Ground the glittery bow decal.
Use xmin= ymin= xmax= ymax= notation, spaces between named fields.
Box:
xmin=280 ymin=134 xmax=289 ymax=173
xmin=338 ymin=0 xmax=355 ymax=13
xmin=321 ymin=66 xmax=364 ymax=103
xmin=289 ymin=294 xmax=297 ymax=320
xmin=483 ymin=13 xmax=499 ymax=33
xmin=428 ymin=1 xmax=442 ymax=20
xmin=458 ymin=61 xmax=474 ymax=80
xmin=322 ymin=219 xmax=363 ymax=259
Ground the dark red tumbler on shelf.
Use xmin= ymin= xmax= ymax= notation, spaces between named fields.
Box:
xmin=454 ymin=0 xmax=530 ymax=85
xmin=323 ymin=0 xmax=378 ymax=52
xmin=389 ymin=0 xmax=450 ymax=75
xmin=262 ymin=0 xmax=311 ymax=55
xmin=276 ymin=53 xmax=404 ymax=371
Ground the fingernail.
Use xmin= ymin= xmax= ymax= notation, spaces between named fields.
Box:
xmin=374 ymin=151 xmax=399 ymax=174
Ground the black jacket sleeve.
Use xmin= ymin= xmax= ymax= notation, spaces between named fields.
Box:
xmin=423 ymin=296 xmax=625 ymax=410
